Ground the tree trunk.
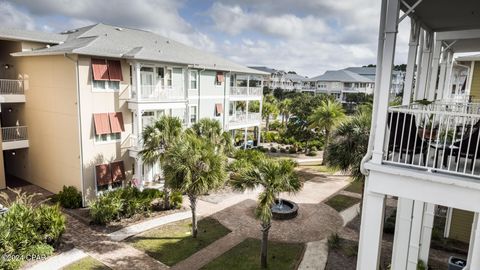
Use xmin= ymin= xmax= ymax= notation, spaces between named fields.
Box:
xmin=260 ymin=222 xmax=271 ymax=269
xmin=266 ymin=116 xmax=270 ymax=131
xmin=163 ymin=186 xmax=170 ymax=210
xmin=322 ymin=129 xmax=330 ymax=165
xmin=189 ymin=194 xmax=198 ymax=238
xmin=281 ymin=114 xmax=285 ymax=126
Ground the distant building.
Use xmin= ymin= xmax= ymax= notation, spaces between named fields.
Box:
xmin=249 ymin=66 xmax=306 ymax=91
xmin=345 ymin=66 xmax=405 ymax=95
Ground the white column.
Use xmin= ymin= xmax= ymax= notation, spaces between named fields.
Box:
xmin=416 ymin=32 xmax=434 ymax=100
xmin=391 ymin=198 xmax=414 ymax=269
xmin=356 ymin=188 xmax=386 ymax=270
xmin=436 ymin=50 xmax=449 ymax=100
xmin=443 ymin=51 xmax=454 ymax=99
xmin=407 ymin=200 xmax=425 ymax=270
xmin=467 ymin=213 xmax=479 ymax=269
xmin=414 ymin=30 xmax=424 ymax=100
xmin=247 ymin=75 xmax=250 ymax=95
xmin=371 ymin=0 xmax=400 ymax=164
xmin=135 ymin=62 xmax=142 ymax=101
xmin=135 ymin=157 xmax=143 ymax=190
xmin=244 ymin=127 xmax=248 ymax=149
xmin=402 ymin=19 xmax=420 ymax=105
xmin=427 ymin=40 xmax=442 ymax=101
xmin=419 ymin=203 xmax=435 ymax=265
xmin=466 ymin=61 xmax=475 ymax=98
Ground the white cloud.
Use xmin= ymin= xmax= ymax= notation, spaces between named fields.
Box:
xmin=0 ymin=1 xmax=35 ymax=30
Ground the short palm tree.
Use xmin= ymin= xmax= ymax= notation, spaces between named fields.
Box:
xmin=163 ymin=133 xmax=227 ymax=238
xmin=308 ymin=100 xmax=345 ymax=164
xmin=230 ymin=158 xmax=301 ymax=269
xmin=140 ymin=115 xmax=183 ymax=209
xmin=189 ymin=118 xmax=234 ymax=155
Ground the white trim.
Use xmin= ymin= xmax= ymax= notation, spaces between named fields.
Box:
xmin=444 ymin=207 xmax=452 ymax=238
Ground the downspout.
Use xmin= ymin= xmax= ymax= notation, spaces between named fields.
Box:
xmin=360 ymin=0 xmax=387 ymax=176
xmin=64 ymin=53 xmax=86 ymax=206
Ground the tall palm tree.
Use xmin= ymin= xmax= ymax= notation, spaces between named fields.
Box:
xmin=308 ymin=100 xmax=345 ymax=164
xmin=230 ymin=158 xmax=301 ymax=269
xmin=278 ymin=98 xmax=292 ymax=126
xmin=189 ymin=118 xmax=234 ymax=155
xmin=163 ymin=133 xmax=227 ymax=238
xmin=140 ymin=115 xmax=183 ymax=209
xmin=262 ymin=102 xmax=279 ymax=131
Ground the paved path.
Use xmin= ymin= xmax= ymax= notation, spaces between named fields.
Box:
xmin=63 ymin=215 xmax=168 ymax=270
xmin=172 ymin=233 xmax=245 ymax=270
xmin=28 ymin=248 xmax=88 ymax=270
xmin=298 ymin=239 xmax=329 ymax=270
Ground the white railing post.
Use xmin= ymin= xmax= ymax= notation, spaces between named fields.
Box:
xmin=1 ymin=126 xmax=28 ymax=141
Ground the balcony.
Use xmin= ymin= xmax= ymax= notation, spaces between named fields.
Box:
xmin=229 ymin=86 xmax=262 ymax=100
xmin=227 ymin=112 xmax=261 ymax=129
xmin=0 ymin=79 xmax=25 ymax=103
xmin=130 ymin=85 xmax=185 ymax=103
xmin=2 ymin=126 xmax=29 ymax=150
xmin=383 ymin=102 xmax=480 ymax=179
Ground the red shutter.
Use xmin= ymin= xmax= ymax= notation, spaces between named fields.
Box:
xmin=215 ymin=103 xmax=223 ymax=116
xmin=216 ymin=72 xmax=224 ymax=83
xmin=95 ymin=164 xmax=112 ymax=186
xmin=109 ymin=112 xmax=125 ymax=133
xmin=91 ymin=59 xmax=109 ymax=81
xmin=93 ymin=113 xmax=111 ymax=135
xmin=107 ymin=60 xmax=123 ymax=81
xmin=110 ymin=161 xmax=126 ymax=182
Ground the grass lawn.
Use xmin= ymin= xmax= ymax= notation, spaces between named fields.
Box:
xmin=201 ymin=238 xmax=304 ymax=270
xmin=344 ymin=181 xmax=363 ymax=194
xmin=127 ymin=217 xmax=231 ymax=266
xmin=325 ymin=194 xmax=361 ymax=212
xmin=62 ymin=256 xmax=110 ymax=270
xmin=300 ymin=165 xmax=337 ymax=173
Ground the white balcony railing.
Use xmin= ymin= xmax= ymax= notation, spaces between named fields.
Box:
xmin=229 ymin=112 xmax=261 ymax=125
xmin=0 ymin=79 xmax=24 ymax=95
xmin=230 ymin=86 xmax=262 ymax=97
xmin=132 ymin=85 xmax=184 ymax=102
xmin=1 ymin=126 xmax=28 ymax=142
xmin=384 ymin=103 xmax=480 ymax=179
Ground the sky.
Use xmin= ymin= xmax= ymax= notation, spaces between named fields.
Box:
xmin=0 ymin=0 xmax=410 ymax=77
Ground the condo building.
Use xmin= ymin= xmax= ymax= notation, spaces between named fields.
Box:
xmin=0 ymin=24 xmax=266 ymax=201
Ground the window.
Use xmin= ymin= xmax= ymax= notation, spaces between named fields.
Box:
xmin=190 ymin=105 xmax=197 ymax=124
xmin=215 ymin=103 xmax=223 ymax=117
xmin=93 ymin=112 xmax=124 ymax=143
xmin=190 ymin=70 xmax=198 ymax=89
xmin=95 ymin=132 xmax=121 ymax=143
xmin=93 ymin=80 xmax=120 ymax=91
xmin=91 ymin=58 xmax=122 ymax=92
xmin=215 ymin=72 xmax=224 ymax=86
xmin=166 ymin=68 xmax=172 ymax=87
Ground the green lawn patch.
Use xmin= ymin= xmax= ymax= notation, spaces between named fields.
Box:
xmin=300 ymin=165 xmax=337 ymax=173
xmin=62 ymin=256 xmax=110 ymax=270
xmin=344 ymin=181 xmax=363 ymax=194
xmin=201 ymin=238 xmax=304 ymax=270
xmin=127 ymin=217 xmax=231 ymax=266
xmin=325 ymin=194 xmax=361 ymax=212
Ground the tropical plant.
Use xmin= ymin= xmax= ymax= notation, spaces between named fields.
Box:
xmin=278 ymin=98 xmax=292 ymax=126
xmin=308 ymin=100 xmax=346 ymax=164
xmin=54 ymin=185 xmax=82 ymax=209
xmin=262 ymin=102 xmax=279 ymax=131
xmin=189 ymin=118 xmax=234 ymax=155
xmin=141 ymin=115 xmax=183 ymax=210
xmin=163 ymin=133 xmax=228 ymax=238
xmin=229 ymin=158 xmax=301 ymax=268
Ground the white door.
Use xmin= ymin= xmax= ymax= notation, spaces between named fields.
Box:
xmin=140 ymin=67 xmax=155 ymax=98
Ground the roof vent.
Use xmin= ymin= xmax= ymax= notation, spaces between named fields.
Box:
xmin=115 ymin=27 xmax=123 ymax=31
xmin=60 ymin=29 xmax=78 ymax=34
xmin=166 ymin=40 xmax=170 ymax=44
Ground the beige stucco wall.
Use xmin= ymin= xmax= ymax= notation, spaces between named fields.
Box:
xmin=77 ymin=56 xmax=133 ymax=201
xmin=5 ymin=54 xmax=82 ymax=193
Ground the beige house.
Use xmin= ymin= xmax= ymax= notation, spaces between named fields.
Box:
xmin=0 ymin=24 xmax=266 ymax=203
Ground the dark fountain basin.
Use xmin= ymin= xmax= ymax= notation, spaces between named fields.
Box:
xmin=271 ymin=199 xmax=298 ymax=220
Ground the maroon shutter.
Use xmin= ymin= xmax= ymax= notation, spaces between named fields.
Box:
xmin=110 ymin=161 xmax=126 ymax=182
xmin=107 ymin=60 xmax=123 ymax=81
xmin=91 ymin=59 xmax=109 ymax=81
xmin=93 ymin=113 xmax=111 ymax=135
xmin=95 ymin=164 xmax=112 ymax=186
xmin=109 ymin=112 xmax=125 ymax=133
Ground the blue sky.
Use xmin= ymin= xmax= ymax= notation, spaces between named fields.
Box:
xmin=0 ymin=0 xmax=409 ymax=77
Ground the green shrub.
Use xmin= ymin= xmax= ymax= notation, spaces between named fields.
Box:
xmin=0 ymin=189 xmax=65 ymax=270
xmin=262 ymin=131 xmax=280 ymax=143
xmin=327 ymin=233 xmax=340 ymax=250
xmin=383 ymin=210 xmax=397 ymax=234
xmin=309 ymin=146 xmax=318 ymax=152
xmin=270 ymin=147 xmax=277 ymax=153
xmin=280 ymin=148 xmax=286 ymax=153
xmin=306 ymin=151 xmax=317 ymax=156
xmin=269 ymin=120 xmax=282 ymax=131
xmin=288 ymin=147 xmax=297 ymax=154
xmin=89 ymin=193 xmax=122 ymax=225
xmin=55 ymin=186 xmax=82 ymax=209
xmin=169 ymin=191 xmax=183 ymax=209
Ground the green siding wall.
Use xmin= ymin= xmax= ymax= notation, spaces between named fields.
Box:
xmin=449 ymin=209 xmax=474 ymax=243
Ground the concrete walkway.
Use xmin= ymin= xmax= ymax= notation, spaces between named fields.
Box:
xmin=28 ymin=248 xmax=88 ymax=270
xmin=298 ymin=239 xmax=329 ymax=270
xmin=340 ymin=203 xmax=361 ymax=226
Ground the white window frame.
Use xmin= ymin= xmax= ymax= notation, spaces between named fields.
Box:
xmin=215 ymin=72 xmax=223 ymax=87
xmin=189 ymin=70 xmax=198 ymax=90
xmin=92 ymin=80 xmax=120 ymax=92
xmin=189 ymin=105 xmax=198 ymax=124
xmin=94 ymin=132 xmax=121 ymax=144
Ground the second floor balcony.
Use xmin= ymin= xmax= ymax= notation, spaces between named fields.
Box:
xmin=130 ymin=84 xmax=185 ymax=103
xmin=227 ymin=112 xmax=261 ymax=129
xmin=2 ymin=126 xmax=29 ymax=150
xmin=229 ymin=86 xmax=262 ymax=100
xmin=0 ymin=79 xmax=25 ymax=103
xmin=383 ymin=102 xmax=480 ymax=180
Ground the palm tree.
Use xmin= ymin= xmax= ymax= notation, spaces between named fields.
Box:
xmin=278 ymin=98 xmax=292 ymax=126
xmin=308 ymin=100 xmax=345 ymax=164
xmin=230 ymin=158 xmax=301 ymax=269
xmin=140 ymin=115 xmax=183 ymax=209
xmin=262 ymin=102 xmax=279 ymax=131
xmin=163 ymin=133 xmax=227 ymax=238
xmin=189 ymin=118 xmax=234 ymax=155
xmin=325 ymin=105 xmax=371 ymax=207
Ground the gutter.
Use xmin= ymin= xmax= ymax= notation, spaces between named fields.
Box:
xmin=64 ymin=53 xmax=86 ymax=207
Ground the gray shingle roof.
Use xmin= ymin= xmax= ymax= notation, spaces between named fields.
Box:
xmin=307 ymin=69 xmax=373 ymax=83
xmin=284 ymin=73 xmax=307 ymax=82
xmin=0 ymin=28 xmax=66 ymax=44
xmin=11 ymin=24 xmax=267 ymax=75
